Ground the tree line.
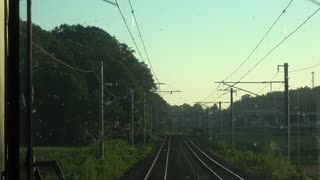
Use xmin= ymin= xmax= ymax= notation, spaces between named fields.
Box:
xmin=20 ymin=22 xmax=169 ymax=146
xmin=168 ymin=86 xmax=320 ymax=132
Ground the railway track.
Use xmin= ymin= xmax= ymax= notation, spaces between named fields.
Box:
xmin=143 ymin=135 xmax=245 ymax=180
xmin=183 ymin=136 xmax=244 ymax=180
xmin=144 ymin=136 xmax=171 ymax=180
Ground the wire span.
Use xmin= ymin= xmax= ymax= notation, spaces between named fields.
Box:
xmin=114 ymin=0 xmax=145 ymax=63
xmin=290 ymin=61 xmax=320 ymax=72
xmin=20 ymin=32 xmax=94 ymax=73
xmin=238 ymin=7 xmax=320 ymax=82
xmin=128 ymin=0 xmax=160 ymax=84
xmin=222 ymin=0 xmax=294 ymax=82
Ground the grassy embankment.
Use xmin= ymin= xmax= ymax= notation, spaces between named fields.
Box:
xmin=20 ymin=138 xmax=156 ymax=179
xmin=191 ymin=128 xmax=318 ymax=179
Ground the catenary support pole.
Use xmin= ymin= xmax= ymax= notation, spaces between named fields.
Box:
xmin=284 ymin=63 xmax=290 ymax=160
xmin=99 ymin=61 xmax=104 ymax=161
xmin=230 ymin=88 xmax=234 ymax=152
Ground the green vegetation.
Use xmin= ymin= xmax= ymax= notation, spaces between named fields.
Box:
xmin=218 ymin=128 xmax=318 ymax=165
xmin=20 ymin=21 xmax=169 ymax=146
xmin=168 ymin=86 xmax=320 ymax=178
xmin=18 ymin=21 xmax=170 ymax=179
xmin=32 ymin=139 xmax=153 ymax=179
xmin=191 ymin=131 xmax=311 ymax=180
xmin=19 ymin=19 xmax=320 ymax=179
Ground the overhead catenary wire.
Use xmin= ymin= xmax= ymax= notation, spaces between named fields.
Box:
xmin=199 ymin=83 xmax=222 ymax=102
xmin=93 ymin=71 xmax=123 ymax=99
xmin=257 ymin=71 xmax=279 ymax=94
xmin=222 ymin=0 xmax=294 ymax=82
xmin=23 ymin=31 xmax=125 ymax=113
xmin=213 ymin=91 xmax=229 ymax=102
xmin=113 ymin=0 xmax=145 ymax=63
xmin=237 ymin=7 xmax=320 ymax=82
xmin=276 ymin=83 xmax=285 ymax=91
xmin=23 ymin=31 xmax=123 ymax=99
xmin=128 ymin=0 xmax=160 ymax=84
xmin=101 ymin=0 xmax=117 ymax=6
xmin=20 ymin=32 xmax=94 ymax=73
xmin=164 ymin=83 xmax=181 ymax=92
xmin=22 ymin=31 xmax=147 ymax=101
xmin=308 ymin=0 xmax=320 ymax=6
xmin=211 ymin=0 xmax=294 ymax=103
xmin=290 ymin=61 xmax=320 ymax=72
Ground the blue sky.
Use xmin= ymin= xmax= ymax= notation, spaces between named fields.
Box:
xmin=20 ymin=0 xmax=320 ymax=106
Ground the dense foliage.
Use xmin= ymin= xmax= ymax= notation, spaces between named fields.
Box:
xmin=29 ymin=139 xmax=153 ymax=179
xmin=169 ymin=86 xmax=320 ymax=131
xmin=20 ymin=22 xmax=169 ymax=146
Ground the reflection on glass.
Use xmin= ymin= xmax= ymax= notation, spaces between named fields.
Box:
xmin=15 ymin=0 xmax=320 ymax=179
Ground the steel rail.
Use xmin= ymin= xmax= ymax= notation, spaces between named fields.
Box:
xmin=187 ymin=138 xmax=244 ymax=180
xmin=144 ymin=136 xmax=168 ymax=180
xmin=183 ymin=139 xmax=223 ymax=180
xmin=164 ymin=136 xmax=171 ymax=180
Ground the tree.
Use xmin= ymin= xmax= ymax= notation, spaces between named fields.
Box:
xmin=20 ymin=22 xmax=162 ymax=146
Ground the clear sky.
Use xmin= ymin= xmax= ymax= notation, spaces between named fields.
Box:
xmin=20 ymin=0 xmax=320 ymax=107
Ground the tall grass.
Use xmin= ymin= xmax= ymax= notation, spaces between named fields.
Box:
xmin=191 ymin=131 xmax=310 ymax=180
xmin=29 ymin=138 xmax=153 ymax=180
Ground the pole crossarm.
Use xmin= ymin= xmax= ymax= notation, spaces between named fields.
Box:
xmin=215 ymin=81 xmax=284 ymax=89
xmin=224 ymin=83 xmax=261 ymax=97
xmin=156 ymin=90 xmax=181 ymax=94
xmin=216 ymin=81 xmax=284 ymax=84
xmin=100 ymin=0 xmax=117 ymax=6
xmin=194 ymin=101 xmax=230 ymax=104
xmin=217 ymin=82 xmax=284 ymax=101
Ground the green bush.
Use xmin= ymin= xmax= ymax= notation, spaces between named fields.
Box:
xmin=191 ymin=133 xmax=310 ymax=179
xmin=31 ymin=138 xmax=153 ymax=179
xmin=211 ymin=139 xmax=229 ymax=153
xmin=233 ymin=151 xmax=257 ymax=168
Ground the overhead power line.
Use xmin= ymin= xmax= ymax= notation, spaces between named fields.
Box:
xmin=93 ymin=71 xmax=123 ymax=99
xmin=276 ymin=83 xmax=285 ymax=91
xmin=101 ymin=0 xmax=117 ymax=6
xmin=20 ymin=32 xmax=94 ymax=73
xmin=308 ymin=0 xmax=320 ymax=6
xmin=213 ymin=92 xmax=229 ymax=102
xmin=257 ymin=71 xmax=279 ymax=94
xmin=199 ymin=83 xmax=222 ymax=102
xmin=290 ymin=61 xmax=320 ymax=72
xmin=164 ymin=83 xmax=181 ymax=92
xmin=128 ymin=0 xmax=160 ymax=84
xmin=222 ymin=0 xmax=294 ymax=82
xmin=113 ymin=0 xmax=145 ymax=62
xmin=23 ymin=29 xmax=125 ymax=100
xmin=237 ymin=7 xmax=320 ymax=82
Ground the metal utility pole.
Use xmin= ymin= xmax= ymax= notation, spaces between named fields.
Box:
xmin=130 ymin=89 xmax=134 ymax=148
xmin=230 ymin=88 xmax=235 ymax=152
xmin=150 ymin=105 xmax=153 ymax=136
xmin=219 ymin=101 xmax=222 ymax=135
xmin=284 ymin=63 xmax=290 ymax=160
xmin=156 ymin=90 xmax=181 ymax=95
xmin=196 ymin=112 xmax=199 ymax=129
xmin=277 ymin=63 xmax=290 ymax=160
xmin=312 ymin=71 xmax=315 ymax=88
xmin=99 ymin=61 xmax=104 ymax=161
xmin=195 ymin=101 xmax=229 ymax=136
xmin=297 ymin=89 xmax=300 ymax=167
xmin=206 ymin=108 xmax=209 ymax=134
xmin=216 ymin=67 xmax=286 ymax=153
xmin=143 ymin=97 xmax=146 ymax=144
